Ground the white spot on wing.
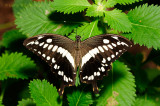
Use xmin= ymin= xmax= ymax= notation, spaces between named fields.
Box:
xmin=26 ymin=41 xmax=34 ymax=46
xmin=52 ymin=45 xmax=58 ymax=52
xmin=103 ymin=45 xmax=108 ymax=51
xmin=38 ymin=36 xmax=43 ymax=39
xmin=101 ymin=67 xmax=105 ymax=72
xmin=48 ymin=45 xmax=53 ymax=50
xmin=46 ymin=38 xmax=52 ymax=43
xmin=116 ymin=52 xmax=118 ymax=55
xmin=35 ymin=41 xmax=39 ymax=45
xmin=117 ymin=42 xmax=121 ymax=45
xmin=46 ymin=56 xmax=50 ymax=60
xmin=54 ymin=64 xmax=58 ymax=69
xmin=91 ymin=48 xmax=99 ymax=55
xmin=39 ymin=42 xmax=44 ymax=46
xmin=98 ymin=46 xmax=104 ymax=52
xmin=62 ymin=50 xmax=69 ymax=57
xmin=43 ymin=44 xmax=48 ymax=48
xmin=42 ymin=54 xmax=46 ymax=58
xmin=111 ymin=54 xmax=115 ymax=58
xmin=121 ymin=42 xmax=128 ymax=47
xmin=97 ymin=72 xmax=100 ymax=76
xmin=102 ymin=58 xmax=106 ymax=63
xmin=108 ymin=44 xmax=113 ymax=49
xmin=103 ymin=39 xmax=109 ymax=44
xmin=107 ymin=57 xmax=111 ymax=61
xmin=52 ymin=58 xmax=55 ymax=63
xmin=38 ymin=51 xmax=41 ymax=54
xmin=112 ymin=43 xmax=116 ymax=47
xmin=112 ymin=36 xmax=118 ymax=40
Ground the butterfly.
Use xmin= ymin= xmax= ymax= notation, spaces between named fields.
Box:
xmin=23 ymin=33 xmax=132 ymax=95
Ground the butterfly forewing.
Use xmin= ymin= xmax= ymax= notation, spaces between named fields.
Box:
xmin=80 ymin=34 xmax=132 ymax=92
xmin=23 ymin=34 xmax=76 ymax=95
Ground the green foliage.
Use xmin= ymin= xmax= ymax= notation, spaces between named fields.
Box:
xmin=124 ymin=4 xmax=160 ymax=49
xmin=12 ymin=0 xmax=32 ymax=16
xmin=51 ymin=0 xmax=91 ymax=14
xmin=29 ymin=79 xmax=62 ymax=106
xmin=86 ymin=1 xmax=105 ymax=17
xmin=114 ymin=0 xmax=140 ymax=5
xmin=2 ymin=29 xmax=26 ymax=48
xmin=69 ymin=20 xmax=103 ymax=40
xmin=104 ymin=9 xmax=132 ymax=33
xmin=15 ymin=1 xmax=79 ymax=37
xmin=0 ymin=100 xmax=4 ymax=106
xmin=0 ymin=52 xmax=37 ymax=80
xmin=67 ymin=87 xmax=93 ymax=106
xmin=134 ymin=97 xmax=156 ymax=106
xmin=1 ymin=0 xmax=160 ymax=106
xmin=105 ymin=0 xmax=117 ymax=8
xmin=18 ymin=99 xmax=36 ymax=106
xmin=96 ymin=61 xmax=136 ymax=106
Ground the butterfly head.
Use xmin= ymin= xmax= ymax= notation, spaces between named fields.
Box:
xmin=75 ymin=35 xmax=81 ymax=41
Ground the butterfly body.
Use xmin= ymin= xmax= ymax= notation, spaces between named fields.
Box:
xmin=23 ymin=34 xmax=132 ymax=95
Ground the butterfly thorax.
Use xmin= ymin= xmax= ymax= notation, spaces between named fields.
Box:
xmin=74 ymin=35 xmax=82 ymax=68
xmin=75 ymin=35 xmax=81 ymax=50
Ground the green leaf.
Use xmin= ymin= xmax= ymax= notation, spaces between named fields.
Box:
xmin=29 ymin=79 xmax=61 ymax=106
xmin=105 ymin=0 xmax=117 ymax=8
xmin=134 ymin=97 xmax=156 ymax=106
xmin=145 ymin=69 xmax=160 ymax=82
xmin=104 ymin=9 xmax=132 ymax=33
xmin=86 ymin=0 xmax=105 ymax=17
xmin=15 ymin=1 xmax=79 ymax=37
xmin=51 ymin=0 xmax=91 ymax=14
xmin=123 ymin=4 xmax=160 ymax=49
xmin=2 ymin=29 xmax=26 ymax=48
xmin=69 ymin=20 xmax=103 ymax=40
xmin=96 ymin=61 xmax=136 ymax=106
xmin=0 ymin=52 xmax=37 ymax=80
xmin=12 ymin=0 xmax=32 ymax=16
xmin=113 ymin=0 xmax=140 ymax=5
xmin=18 ymin=99 xmax=36 ymax=106
xmin=0 ymin=99 xmax=4 ymax=106
xmin=67 ymin=87 xmax=93 ymax=106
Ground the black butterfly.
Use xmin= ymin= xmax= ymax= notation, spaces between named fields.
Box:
xmin=23 ymin=34 xmax=132 ymax=95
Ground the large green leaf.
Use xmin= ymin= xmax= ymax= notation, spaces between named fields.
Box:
xmin=0 ymin=52 xmax=37 ymax=80
xmin=69 ymin=20 xmax=103 ymax=41
xmin=67 ymin=87 xmax=93 ymax=106
xmin=104 ymin=9 xmax=132 ymax=33
xmin=12 ymin=0 xmax=32 ymax=16
xmin=29 ymin=79 xmax=61 ymax=106
xmin=2 ymin=30 xmax=26 ymax=48
xmin=96 ymin=61 xmax=136 ymax=106
xmin=123 ymin=4 xmax=160 ymax=49
xmin=51 ymin=0 xmax=91 ymax=14
xmin=15 ymin=1 xmax=80 ymax=37
xmin=18 ymin=99 xmax=36 ymax=106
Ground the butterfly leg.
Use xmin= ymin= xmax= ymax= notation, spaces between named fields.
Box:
xmin=58 ymin=82 xmax=64 ymax=96
xmin=92 ymin=81 xmax=99 ymax=94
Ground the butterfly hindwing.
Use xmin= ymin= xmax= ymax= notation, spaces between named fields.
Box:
xmin=23 ymin=34 xmax=76 ymax=95
xmin=80 ymin=34 xmax=132 ymax=93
